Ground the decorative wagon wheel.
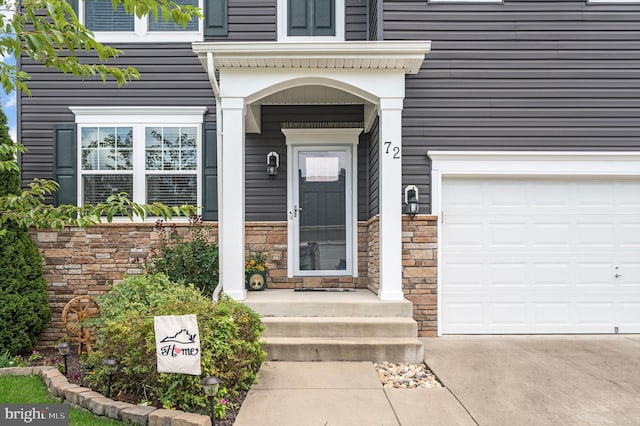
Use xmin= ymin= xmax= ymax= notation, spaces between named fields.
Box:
xmin=62 ymin=296 xmax=101 ymax=355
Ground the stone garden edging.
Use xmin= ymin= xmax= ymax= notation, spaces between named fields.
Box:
xmin=0 ymin=367 xmax=212 ymax=426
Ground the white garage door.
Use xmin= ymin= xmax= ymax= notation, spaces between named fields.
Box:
xmin=441 ymin=177 xmax=640 ymax=334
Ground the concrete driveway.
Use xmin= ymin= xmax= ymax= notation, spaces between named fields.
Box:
xmin=421 ymin=336 xmax=640 ymax=426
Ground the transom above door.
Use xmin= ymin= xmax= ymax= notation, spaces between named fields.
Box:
xmin=282 ymin=128 xmax=361 ymax=278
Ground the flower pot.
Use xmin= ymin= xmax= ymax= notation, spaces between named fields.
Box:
xmin=245 ymin=270 xmax=268 ymax=291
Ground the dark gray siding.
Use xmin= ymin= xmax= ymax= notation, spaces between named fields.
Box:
xmin=367 ymin=116 xmax=379 ymax=217
xmin=206 ymin=0 xmax=277 ymax=41
xmin=245 ymin=105 xmax=366 ymax=222
xmin=346 ymin=0 xmax=367 ymax=41
xmin=384 ymin=0 xmax=640 ymax=212
xmin=19 ymin=44 xmax=216 ymax=184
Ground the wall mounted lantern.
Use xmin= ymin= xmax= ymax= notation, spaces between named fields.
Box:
xmin=266 ymin=152 xmax=280 ymax=177
xmin=405 ymin=185 xmax=419 ymax=218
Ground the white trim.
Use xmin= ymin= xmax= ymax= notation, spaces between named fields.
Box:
xmin=70 ymin=107 xmax=206 ymax=220
xmin=277 ymin=0 xmax=345 ymax=42
xmin=193 ymin=41 xmax=431 ymax=75
xmin=428 ymin=150 xmax=640 ymax=336
xmin=282 ymin=128 xmax=361 ymax=278
xmin=588 ymin=0 xmax=640 ymax=3
xmin=70 ymin=107 xmax=208 ymax=124
xmin=78 ymin=0 xmax=203 ymax=43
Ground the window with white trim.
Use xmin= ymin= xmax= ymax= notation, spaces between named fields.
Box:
xmin=78 ymin=0 xmax=203 ymax=42
xmin=277 ymin=0 xmax=345 ymax=41
xmin=71 ymin=107 xmax=206 ymax=210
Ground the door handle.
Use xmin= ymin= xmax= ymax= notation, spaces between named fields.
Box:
xmin=615 ymin=273 xmax=622 ymax=278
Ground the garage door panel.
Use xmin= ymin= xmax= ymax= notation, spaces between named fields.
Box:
xmin=621 ymin=224 xmax=640 ymax=247
xmin=532 ymin=223 xmax=571 ymax=247
xmin=442 ymin=177 xmax=640 ymax=334
xmin=531 ymin=263 xmax=572 ymax=286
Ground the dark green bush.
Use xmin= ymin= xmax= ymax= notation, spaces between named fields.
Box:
xmin=0 ymin=108 xmax=51 ymax=355
xmin=86 ymin=273 xmax=265 ymax=416
xmin=148 ymin=220 xmax=219 ymax=296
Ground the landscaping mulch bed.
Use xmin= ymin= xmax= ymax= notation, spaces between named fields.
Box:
xmin=35 ymin=348 xmax=244 ymax=426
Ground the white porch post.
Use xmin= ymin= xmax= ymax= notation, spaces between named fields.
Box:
xmin=219 ymin=97 xmax=246 ymax=300
xmin=378 ymin=97 xmax=405 ymax=301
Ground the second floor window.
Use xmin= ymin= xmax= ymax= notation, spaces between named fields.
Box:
xmin=278 ymin=0 xmax=344 ymax=41
xmin=81 ymin=0 xmax=202 ymax=42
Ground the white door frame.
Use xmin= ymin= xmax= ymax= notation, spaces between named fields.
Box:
xmin=283 ymin=128 xmax=361 ymax=278
xmin=428 ymin=150 xmax=640 ymax=336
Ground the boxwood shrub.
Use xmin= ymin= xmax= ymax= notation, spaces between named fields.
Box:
xmin=86 ymin=273 xmax=266 ymax=415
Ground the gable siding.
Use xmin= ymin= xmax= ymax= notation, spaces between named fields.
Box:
xmin=384 ymin=0 xmax=640 ymax=212
xmin=19 ymin=44 xmax=216 ymax=185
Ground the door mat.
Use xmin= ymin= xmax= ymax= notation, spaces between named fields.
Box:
xmin=293 ymin=288 xmax=356 ymax=292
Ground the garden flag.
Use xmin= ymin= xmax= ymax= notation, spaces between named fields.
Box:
xmin=154 ymin=314 xmax=202 ymax=375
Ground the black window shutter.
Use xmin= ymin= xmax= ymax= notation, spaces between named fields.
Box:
xmin=204 ymin=0 xmax=228 ymax=36
xmin=288 ymin=0 xmax=334 ymax=36
xmin=53 ymin=124 xmax=77 ymax=207
xmin=202 ymin=122 xmax=218 ymax=221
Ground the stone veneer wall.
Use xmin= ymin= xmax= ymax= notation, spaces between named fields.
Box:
xmin=401 ymin=216 xmax=438 ymax=337
xmin=32 ymin=217 xmax=438 ymax=347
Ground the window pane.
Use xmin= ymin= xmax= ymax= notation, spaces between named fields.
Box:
xmin=148 ymin=0 xmax=198 ymax=31
xmin=85 ymin=0 xmax=134 ymax=31
xmin=83 ymin=175 xmax=133 ymax=204
xmin=81 ymin=127 xmax=133 ymax=171
xmin=146 ymin=175 xmax=197 ymax=206
xmin=145 ymin=126 xmax=198 ymax=171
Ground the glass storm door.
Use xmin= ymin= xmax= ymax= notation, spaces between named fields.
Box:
xmin=292 ymin=147 xmax=353 ymax=275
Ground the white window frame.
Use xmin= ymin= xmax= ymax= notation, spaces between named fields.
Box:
xmin=70 ymin=106 xmax=207 ymax=220
xmin=277 ymin=0 xmax=345 ymax=42
xmin=77 ymin=0 xmax=203 ymax=43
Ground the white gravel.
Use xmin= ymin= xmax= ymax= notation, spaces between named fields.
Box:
xmin=374 ymin=362 xmax=443 ymax=389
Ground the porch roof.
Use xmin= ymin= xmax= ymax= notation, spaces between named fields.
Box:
xmin=192 ymin=41 xmax=431 ymax=75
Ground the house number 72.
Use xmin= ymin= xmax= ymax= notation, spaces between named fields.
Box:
xmin=384 ymin=141 xmax=400 ymax=159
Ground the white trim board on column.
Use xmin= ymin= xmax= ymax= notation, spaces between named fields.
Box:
xmin=428 ymin=150 xmax=640 ymax=336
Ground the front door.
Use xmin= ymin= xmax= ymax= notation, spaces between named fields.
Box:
xmin=291 ymin=147 xmax=353 ymax=275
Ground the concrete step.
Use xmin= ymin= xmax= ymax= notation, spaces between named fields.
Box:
xmin=245 ymin=289 xmax=413 ymax=317
xmin=262 ymin=337 xmax=424 ymax=363
xmin=262 ymin=316 xmax=418 ymax=338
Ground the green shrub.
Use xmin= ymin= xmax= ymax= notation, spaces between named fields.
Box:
xmin=0 ymin=108 xmax=51 ymax=355
xmin=147 ymin=219 xmax=219 ymax=297
xmin=86 ymin=273 xmax=265 ymax=416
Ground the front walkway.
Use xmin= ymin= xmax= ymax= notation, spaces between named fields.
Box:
xmin=233 ymin=362 xmax=473 ymax=426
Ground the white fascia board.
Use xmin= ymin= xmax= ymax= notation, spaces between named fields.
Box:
xmin=428 ymin=151 xmax=640 ymax=176
xmin=192 ymin=41 xmax=431 ymax=74
xmin=282 ymin=128 xmax=363 ymax=145
xmin=70 ymin=106 xmax=207 ymax=125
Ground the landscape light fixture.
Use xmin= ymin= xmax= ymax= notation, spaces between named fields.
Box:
xmin=405 ymin=185 xmax=419 ymax=218
xmin=56 ymin=342 xmax=69 ymax=376
xmin=102 ymin=358 xmax=118 ymax=398
xmin=201 ymin=376 xmax=221 ymax=425
xmin=266 ymin=152 xmax=280 ymax=177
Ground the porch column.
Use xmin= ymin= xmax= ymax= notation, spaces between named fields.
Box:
xmin=378 ymin=98 xmax=404 ymax=301
xmin=219 ymin=97 xmax=246 ymax=300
